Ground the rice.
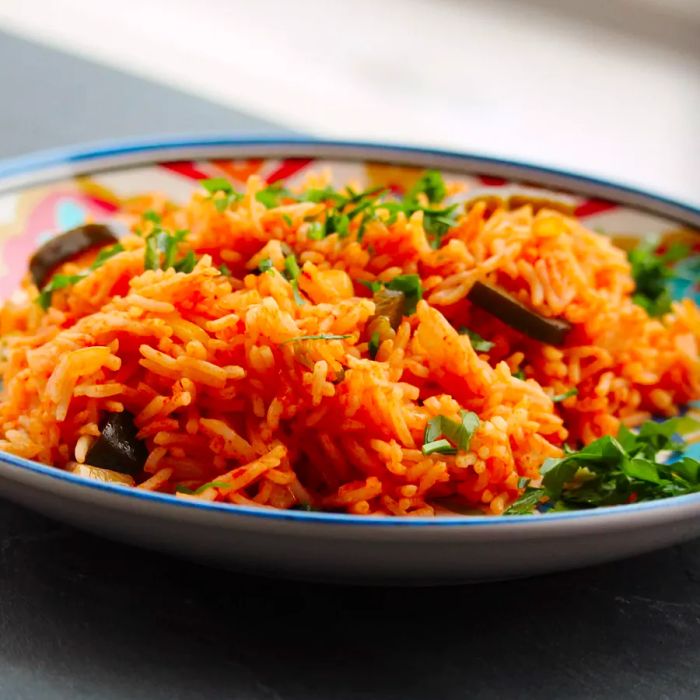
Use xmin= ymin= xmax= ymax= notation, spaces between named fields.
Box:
xmin=0 ymin=170 xmax=698 ymax=516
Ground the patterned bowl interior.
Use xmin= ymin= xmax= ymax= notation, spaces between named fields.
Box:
xmin=1 ymin=153 xmax=699 ymax=463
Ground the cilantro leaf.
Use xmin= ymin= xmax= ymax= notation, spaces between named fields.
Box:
xmin=281 ymin=334 xmax=351 ymax=344
xmin=283 ymin=254 xmax=305 ymax=305
xmin=385 ymin=274 xmax=422 ymax=316
xmin=256 ymin=184 xmax=294 ymax=209
xmin=406 ymin=170 xmax=447 ymax=204
xmin=552 ymin=388 xmax=578 ymax=403
xmin=368 ymin=331 xmax=380 ymax=359
xmin=201 ymin=178 xmax=242 ymax=213
xmin=506 ymin=418 xmax=700 ymax=515
xmin=459 ymin=327 xmax=494 ymax=352
xmin=90 ymin=243 xmax=124 ymax=269
xmin=423 ymin=410 xmax=480 ymax=455
xmin=173 ymin=250 xmax=197 ymax=274
xmin=218 ymin=263 xmax=232 ymax=277
xmin=628 ymin=242 xmax=689 ymax=317
xmin=37 ymin=274 xmax=86 ymax=310
xmin=258 ymin=258 xmax=274 ymax=274
xmin=422 ymin=439 xmax=457 ymax=456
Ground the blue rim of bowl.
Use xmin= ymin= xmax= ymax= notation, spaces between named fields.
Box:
xmin=0 ymin=134 xmax=698 ymax=529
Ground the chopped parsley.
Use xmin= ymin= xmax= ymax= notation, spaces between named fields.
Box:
xmin=281 ymin=214 xmax=293 ymax=227
xmin=201 ymin=178 xmax=243 ymax=213
xmin=281 ymin=333 xmax=352 ymax=344
xmin=144 ymin=228 xmax=188 ymax=271
xmin=629 ymin=241 xmax=689 ymax=317
xmin=142 ymin=210 xmax=162 ymax=224
xmin=552 ymin=388 xmax=578 ymax=403
xmin=307 ymin=221 xmax=325 ymax=241
xmin=385 ymin=274 xmax=423 ymax=315
xmin=283 ymin=254 xmax=305 ymax=305
xmin=422 ymin=410 xmax=480 ymax=456
xmin=176 ymin=480 xmax=232 ymax=495
xmin=37 ymin=242 xmax=125 ymax=310
xmin=422 ymin=438 xmax=457 ymax=456
xmin=406 ymin=170 xmax=447 ymax=205
xmin=173 ymin=250 xmax=197 ymax=274
xmin=218 ymin=263 xmax=232 ymax=277
xmin=258 ymin=257 xmax=274 ymax=274
xmin=256 ymin=184 xmax=294 ymax=209
xmin=459 ymin=327 xmax=495 ymax=352
xmin=506 ymin=417 xmax=700 ymax=515
xmin=368 ymin=331 xmax=380 ymax=359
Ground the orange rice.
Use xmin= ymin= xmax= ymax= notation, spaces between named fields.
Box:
xmin=0 ymin=171 xmax=698 ymax=516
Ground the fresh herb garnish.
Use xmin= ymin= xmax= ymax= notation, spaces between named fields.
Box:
xmin=176 ymin=480 xmax=232 ymax=495
xmin=258 ymin=258 xmax=274 ymax=274
xmin=38 ymin=274 xmax=86 ymax=310
xmin=142 ymin=210 xmax=162 ymax=224
xmin=422 ymin=438 xmax=457 ymax=456
xmin=459 ymin=327 xmax=495 ymax=352
xmin=506 ymin=417 xmax=700 ymax=515
xmin=368 ymin=331 xmax=380 ymax=359
xmin=358 ymin=279 xmax=383 ymax=294
xmin=201 ymin=178 xmax=243 ymax=213
xmin=173 ymin=250 xmax=198 ymax=274
xmin=552 ymin=388 xmax=578 ymax=403
xmin=256 ymin=184 xmax=294 ymax=209
xmin=144 ymin=228 xmax=188 ymax=271
xmin=218 ymin=263 xmax=232 ymax=277
xmin=422 ymin=410 xmax=480 ymax=455
xmin=307 ymin=221 xmax=326 ymax=241
xmin=385 ymin=274 xmax=422 ymax=316
xmin=406 ymin=170 xmax=447 ymax=205
xmin=628 ymin=241 xmax=689 ymax=317
xmin=283 ymin=254 xmax=305 ymax=305
xmin=281 ymin=333 xmax=352 ymax=344
xmin=281 ymin=214 xmax=293 ymax=227
xmin=37 ymin=242 xmax=125 ymax=309
xmin=513 ymin=370 xmax=526 ymax=380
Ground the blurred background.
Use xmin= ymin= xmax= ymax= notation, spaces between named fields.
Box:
xmin=0 ymin=0 xmax=698 ymax=204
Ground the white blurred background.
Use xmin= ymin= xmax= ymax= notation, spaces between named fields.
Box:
xmin=0 ymin=0 xmax=698 ymax=204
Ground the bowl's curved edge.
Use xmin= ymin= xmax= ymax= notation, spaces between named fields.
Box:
xmin=0 ymin=134 xmax=698 ymax=534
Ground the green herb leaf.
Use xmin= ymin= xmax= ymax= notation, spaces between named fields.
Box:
xmin=173 ymin=250 xmax=198 ymax=274
xmin=459 ymin=327 xmax=495 ymax=352
xmin=423 ymin=410 xmax=480 ymax=454
xmin=552 ymin=388 xmax=578 ymax=403
xmin=281 ymin=214 xmax=293 ymax=227
xmin=506 ymin=418 xmax=700 ymax=515
xmin=283 ymin=254 xmax=305 ymax=305
xmin=406 ymin=170 xmax=447 ymax=204
xmin=307 ymin=221 xmax=326 ymax=240
xmin=201 ymin=178 xmax=234 ymax=195
xmin=505 ymin=487 xmax=547 ymax=515
xmin=628 ymin=242 xmax=688 ymax=317
xmin=513 ymin=370 xmax=526 ymax=380
xmin=142 ymin=210 xmax=162 ymax=224
xmin=422 ymin=438 xmax=457 ymax=456
xmin=258 ymin=258 xmax=274 ymax=274
xmin=358 ymin=279 xmax=383 ymax=294
xmin=90 ymin=243 xmax=124 ymax=270
xmin=218 ymin=263 xmax=232 ymax=277
xmin=368 ymin=331 xmax=380 ymax=359
xmin=281 ymin=333 xmax=352 ymax=344
xmin=385 ymin=274 xmax=422 ymax=316
xmin=256 ymin=184 xmax=294 ymax=209
xmin=37 ymin=273 xmax=87 ymax=310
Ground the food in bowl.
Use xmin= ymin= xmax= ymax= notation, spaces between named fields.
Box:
xmin=0 ymin=169 xmax=698 ymax=516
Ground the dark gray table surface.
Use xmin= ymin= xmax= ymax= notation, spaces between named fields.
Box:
xmin=0 ymin=29 xmax=699 ymax=700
